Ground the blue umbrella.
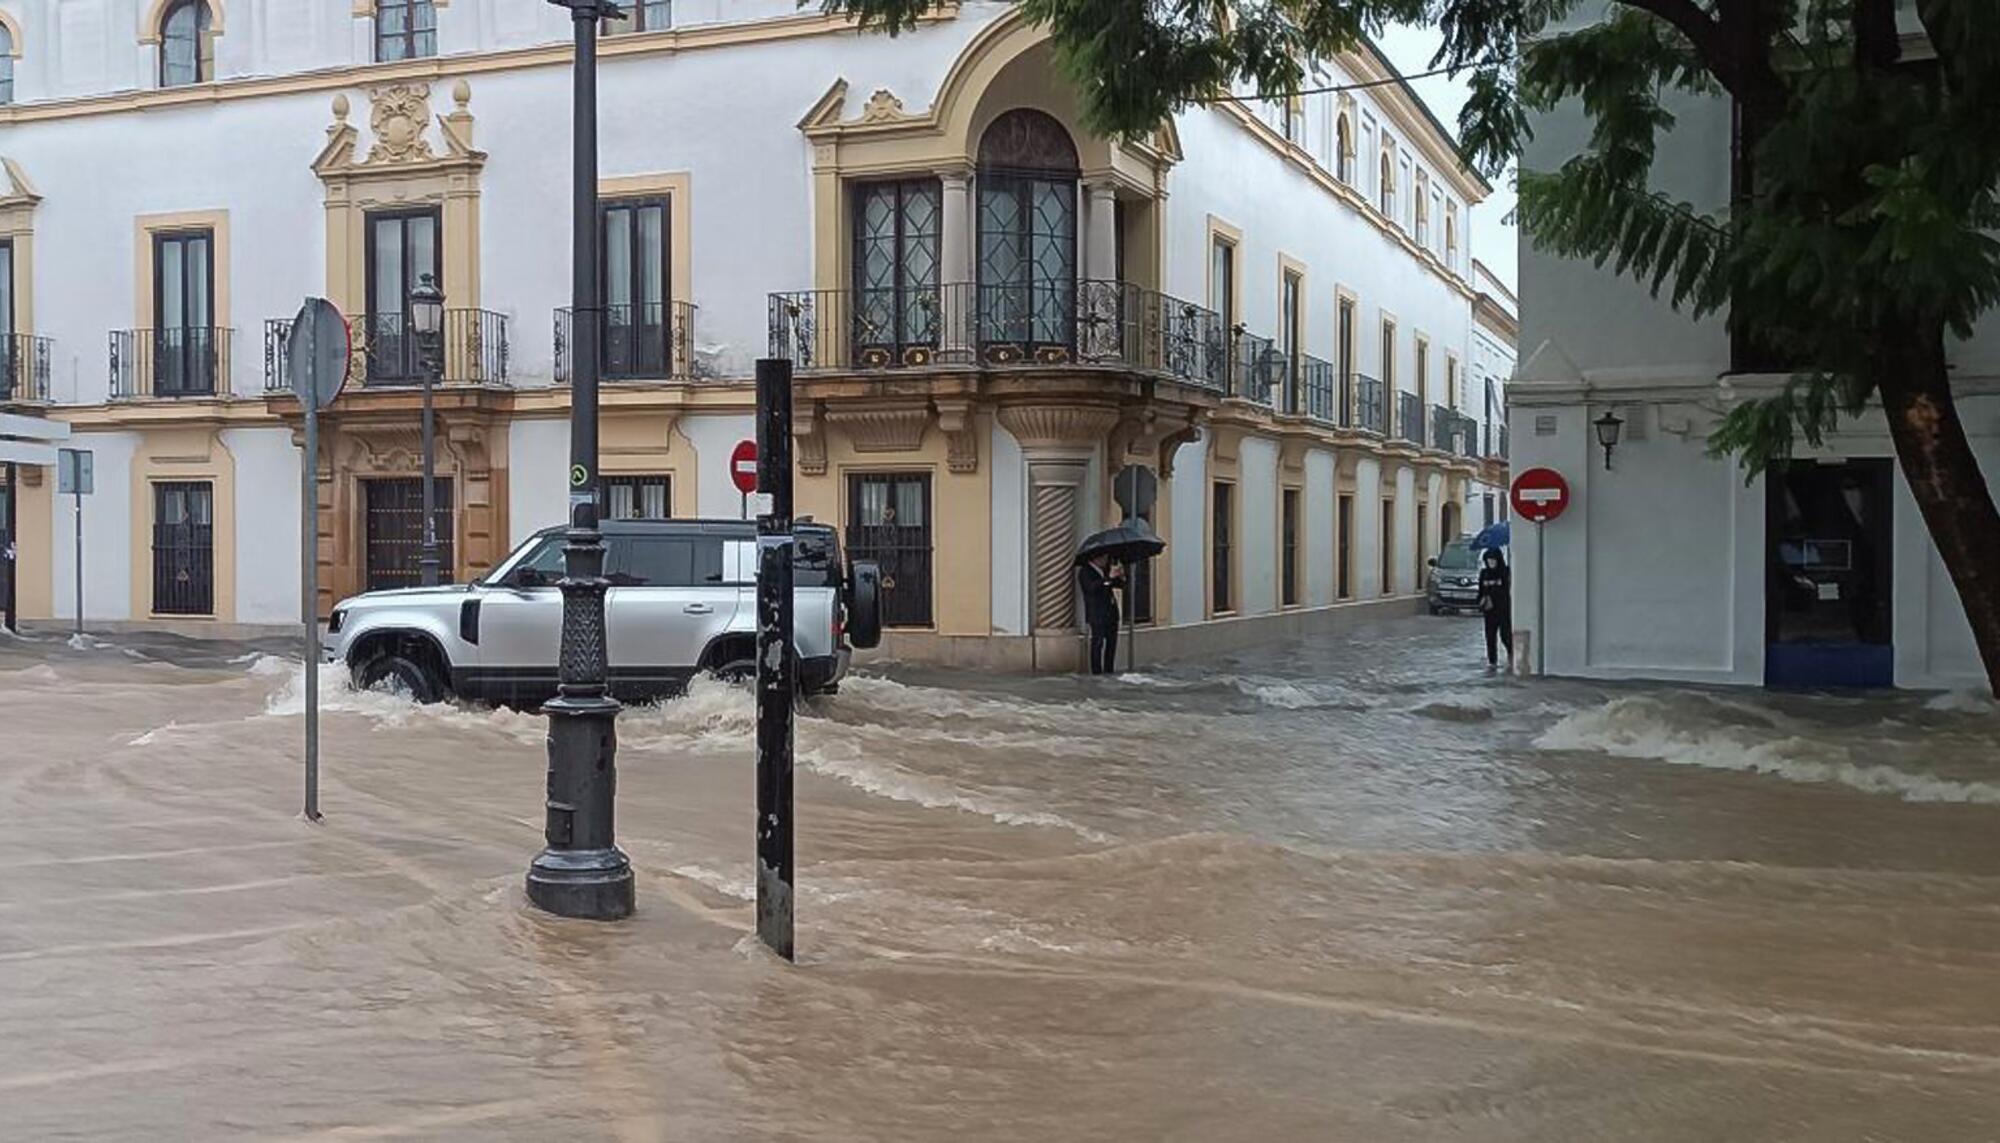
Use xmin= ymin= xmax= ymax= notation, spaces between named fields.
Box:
xmin=1472 ymin=521 xmax=1510 ymax=551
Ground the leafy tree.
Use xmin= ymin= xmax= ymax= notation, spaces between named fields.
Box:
xmin=828 ymin=0 xmax=2000 ymax=694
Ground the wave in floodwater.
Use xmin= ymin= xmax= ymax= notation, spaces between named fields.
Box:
xmin=1539 ymin=694 xmax=2000 ymax=806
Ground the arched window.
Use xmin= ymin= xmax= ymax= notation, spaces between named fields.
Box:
xmin=976 ymin=109 xmax=1079 ymax=360
xmin=159 ymin=0 xmax=211 ymax=88
xmin=1378 ymin=153 xmax=1395 ymax=217
xmin=1335 ymin=114 xmax=1353 ymax=183
xmin=1446 ymin=205 xmax=1459 ymax=265
xmin=0 ymin=24 xmax=14 ymax=106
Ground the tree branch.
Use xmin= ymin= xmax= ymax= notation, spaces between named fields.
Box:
xmin=1613 ymin=0 xmax=1732 ymax=86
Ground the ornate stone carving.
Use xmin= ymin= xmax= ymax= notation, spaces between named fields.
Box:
xmin=860 ymin=89 xmax=907 ymax=122
xmin=1159 ymin=422 xmax=1202 ymax=480
xmin=793 ymin=402 xmax=827 ymax=476
xmin=367 ymin=84 xmax=436 ymax=164
xmin=827 ymin=406 xmax=930 ymax=453
xmin=934 ymin=398 xmax=978 ymax=474
xmin=996 ymin=405 xmax=1119 ymax=452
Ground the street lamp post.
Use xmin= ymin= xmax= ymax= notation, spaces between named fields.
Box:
xmin=528 ymin=0 xmax=634 ymax=921
xmin=409 ymin=273 xmax=445 ymax=588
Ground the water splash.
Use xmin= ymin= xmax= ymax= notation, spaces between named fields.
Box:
xmin=1539 ymin=695 xmax=2000 ymax=806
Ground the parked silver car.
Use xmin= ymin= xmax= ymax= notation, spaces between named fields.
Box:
xmin=1425 ymin=538 xmax=1483 ymax=615
xmin=323 ymin=519 xmax=881 ymax=705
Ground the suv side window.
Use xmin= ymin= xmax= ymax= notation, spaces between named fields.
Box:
xmin=608 ymin=535 xmax=727 ymax=586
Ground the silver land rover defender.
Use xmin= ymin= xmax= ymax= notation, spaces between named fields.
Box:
xmin=323 ymin=519 xmax=881 ymax=705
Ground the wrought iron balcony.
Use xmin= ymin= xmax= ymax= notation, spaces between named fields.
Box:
xmin=1 ymin=333 xmax=53 ymax=405
xmin=767 ymin=281 xmax=1231 ymax=392
xmin=1394 ymin=391 xmax=1425 ymax=446
xmin=1431 ymin=406 xmax=1481 ymax=457
xmin=554 ymin=301 xmax=697 ymax=384
xmin=1353 ymin=375 xmax=1387 ymax=435
xmin=111 ymin=327 xmax=234 ymax=399
xmin=262 ymin=309 xmax=509 ymax=394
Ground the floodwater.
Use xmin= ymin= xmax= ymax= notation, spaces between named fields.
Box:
xmin=2 ymin=621 xmax=1998 ymax=1141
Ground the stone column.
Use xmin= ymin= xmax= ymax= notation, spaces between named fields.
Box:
xmin=1084 ymin=181 xmax=1119 ymax=283
xmin=940 ymin=169 xmax=974 ymax=285
xmin=1027 ymin=459 xmax=1088 ymax=630
xmin=998 ymin=405 xmax=1121 ymax=639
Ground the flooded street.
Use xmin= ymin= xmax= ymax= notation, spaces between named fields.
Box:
xmin=2 ymin=619 xmax=1998 ymax=1140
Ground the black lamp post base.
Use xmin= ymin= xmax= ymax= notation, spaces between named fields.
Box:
xmin=526 ymin=847 xmax=634 ymax=920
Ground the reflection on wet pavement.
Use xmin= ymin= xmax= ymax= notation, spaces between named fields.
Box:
xmin=1 ymin=619 xmax=1997 ymax=1140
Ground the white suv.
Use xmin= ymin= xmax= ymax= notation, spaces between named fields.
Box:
xmin=323 ymin=519 xmax=881 ymax=705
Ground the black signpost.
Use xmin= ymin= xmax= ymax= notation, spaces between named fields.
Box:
xmin=287 ymin=296 xmax=351 ymax=822
xmin=754 ymin=357 xmax=796 ymax=960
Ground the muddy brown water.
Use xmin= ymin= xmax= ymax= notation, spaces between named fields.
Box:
xmin=1 ymin=622 xmax=1998 ymax=1141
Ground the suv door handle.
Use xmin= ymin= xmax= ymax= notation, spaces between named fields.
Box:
xmin=682 ymin=603 xmax=713 ymax=615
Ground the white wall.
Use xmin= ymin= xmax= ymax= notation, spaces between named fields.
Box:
xmin=1169 ymin=436 xmax=1207 ymax=625
xmin=989 ymin=420 xmax=1026 ymax=635
xmin=1353 ymin=456 xmax=1382 ymax=598
xmin=508 ymin=417 xmax=569 ymax=544
xmin=51 ymin=429 xmax=138 ymax=622
xmin=1303 ymin=447 xmax=1335 ymax=606
xmin=1238 ymin=437 xmax=1277 ymax=615
xmin=1393 ymin=465 xmax=1417 ymax=594
xmin=222 ymin=426 xmax=301 ymax=624
xmin=676 ymin=413 xmax=757 ymax=518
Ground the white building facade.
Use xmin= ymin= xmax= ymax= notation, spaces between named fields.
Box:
xmin=0 ymin=0 xmax=1505 ymax=669
xmin=1516 ymin=72 xmax=1997 ymax=690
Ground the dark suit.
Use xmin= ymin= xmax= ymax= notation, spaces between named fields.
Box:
xmin=1078 ymin=561 xmax=1123 ymax=674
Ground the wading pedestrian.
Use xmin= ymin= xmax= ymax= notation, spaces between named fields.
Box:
xmin=1478 ymin=547 xmax=1513 ymax=671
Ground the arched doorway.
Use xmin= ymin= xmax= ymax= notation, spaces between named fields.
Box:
xmin=1441 ymin=500 xmax=1461 ymax=544
xmin=977 ymin=108 xmax=1079 ymax=362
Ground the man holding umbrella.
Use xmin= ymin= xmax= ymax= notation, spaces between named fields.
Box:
xmin=1077 ymin=551 xmax=1126 ymax=675
xmin=1075 ymin=515 xmax=1166 ymax=676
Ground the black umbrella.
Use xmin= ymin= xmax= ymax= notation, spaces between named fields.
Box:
xmin=1075 ymin=518 xmax=1166 ymax=566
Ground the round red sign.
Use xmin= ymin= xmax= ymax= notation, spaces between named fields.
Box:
xmin=1510 ymin=467 xmax=1571 ymax=524
xmin=729 ymin=440 xmax=759 ymax=495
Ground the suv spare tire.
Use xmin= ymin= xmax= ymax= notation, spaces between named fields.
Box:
xmin=846 ymin=560 xmax=883 ymax=650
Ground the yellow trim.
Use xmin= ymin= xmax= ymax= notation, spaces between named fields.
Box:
xmin=128 ymin=428 xmax=237 ymax=622
xmin=601 ymin=172 xmax=694 ymax=315
xmin=134 ymin=209 xmax=232 ymax=341
xmin=1277 ymin=253 xmax=1308 ymax=354
xmin=0 ymin=10 xmax=22 ymax=57
xmin=1379 ymin=313 xmax=1397 ymax=393
xmin=6 ymin=10 xmax=945 ymax=126
xmin=0 ymin=159 xmax=39 ymax=336
xmin=139 ymin=0 xmax=227 ymax=46
xmin=1414 ymin=333 xmax=1430 ymax=410
xmin=1206 ymin=216 xmax=1243 ymax=330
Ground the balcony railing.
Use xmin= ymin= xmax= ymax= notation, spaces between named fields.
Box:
xmin=768 ymin=281 xmax=1231 ymax=392
xmin=1394 ymin=391 xmax=1424 ymax=445
xmin=554 ymin=301 xmax=697 ymax=384
xmin=111 ymin=327 xmax=233 ymax=399
xmin=1354 ymin=375 xmax=1386 ymax=434
xmin=262 ymin=309 xmax=509 ymax=394
xmin=1430 ymin=406 xmax=1481 ymax=457
xmin=1 ymin=333 xmax=54 ymax=405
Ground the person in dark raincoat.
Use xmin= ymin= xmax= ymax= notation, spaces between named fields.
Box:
xmin=1477 ymin=547 xmax=1514 ymax=670
xmin=1077 ymin=553 xmax=1125 ymax=675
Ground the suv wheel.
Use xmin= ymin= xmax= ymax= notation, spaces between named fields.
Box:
xmin=355 ymin=653 xmax=444 ymax=704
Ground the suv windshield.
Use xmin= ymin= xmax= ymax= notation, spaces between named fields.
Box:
xmin=1436 ymin=544 xmax=1480 ymax=571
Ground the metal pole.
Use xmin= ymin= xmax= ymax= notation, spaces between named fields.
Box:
xmin=755 ymin=357 xmax=796 ymax=961
xmin=418 ymin=341 xmax=440 ymax=587
xmin=72 ymin=484 xmax=82 ymax=641
xmin=303 ymin=400 xmax=321 ymax=821
xmin=528 ymin=0 xmax=633 ymax=921
xmin=1535 ymin=519 xmax=1545 ymax=677
xmin=3 ymin=461 xmax=16 ymax=633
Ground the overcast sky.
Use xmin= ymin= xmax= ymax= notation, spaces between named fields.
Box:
xmin=1373 ymin=24 xmax=1519 ymax=294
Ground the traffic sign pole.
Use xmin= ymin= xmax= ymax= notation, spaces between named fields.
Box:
xmin=1509 ymin=467 xmax=1571 ymax=679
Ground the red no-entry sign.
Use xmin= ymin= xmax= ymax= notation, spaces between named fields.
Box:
xmin=730 ymin=439 xmax=759 ymax=495
xmin=1511 ymin=467 xmax=1571 ymax=523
